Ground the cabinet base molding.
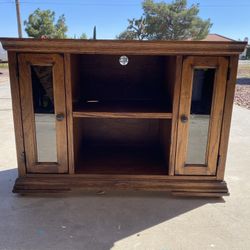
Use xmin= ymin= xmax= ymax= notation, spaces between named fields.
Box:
xmin=12 ymin=176 xmax=229 ymax=197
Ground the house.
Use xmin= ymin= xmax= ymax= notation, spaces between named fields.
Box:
xmin=202 ymin=33 xmax=235 ymax=42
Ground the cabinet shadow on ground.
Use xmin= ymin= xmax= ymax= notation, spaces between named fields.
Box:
xmin=0 ymin=168 xmax=225 ymax=250
xmin=237 ymin=77 xmax=250 ymax=85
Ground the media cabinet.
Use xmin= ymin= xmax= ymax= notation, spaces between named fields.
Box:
xmin=0 ymin=38 xmax=246 ymax=196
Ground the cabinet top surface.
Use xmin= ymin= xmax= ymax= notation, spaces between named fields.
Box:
xmin=0 ymin=38 xmax=246 ymax=55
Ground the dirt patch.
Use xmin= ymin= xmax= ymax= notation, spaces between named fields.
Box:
xmin=237 ymin=62 xmax=250 ymax=78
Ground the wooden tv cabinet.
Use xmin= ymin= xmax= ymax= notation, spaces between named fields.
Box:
xmin=0 ymin=38 xmax=246 ymax=197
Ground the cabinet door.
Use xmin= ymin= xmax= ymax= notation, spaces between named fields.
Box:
xmin=18 ymin=54 xmax=68 ymax=173
xmin=175 ymin=57 xmax=228 ymax=175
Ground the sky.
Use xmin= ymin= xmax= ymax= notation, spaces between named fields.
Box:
xmin=0 ymin=0 xmax=249 ymax=41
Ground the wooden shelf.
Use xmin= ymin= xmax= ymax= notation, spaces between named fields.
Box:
xmin=73 ymin=100 xmax=172 ymax=119
xmin=75 ymin=145 xmax=168 ymax=175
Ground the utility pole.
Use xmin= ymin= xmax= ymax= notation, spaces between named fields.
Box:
xmin=15 ymin=0 xmax=22 ymax=38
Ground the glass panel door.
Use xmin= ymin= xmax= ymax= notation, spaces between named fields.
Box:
xmin=31 ymin=66 xmax=57 ymax=162
xmin=186 ymin=68 xmax=215 ymax=165
xmin=175 ymin=57 xmax=228 ymax=175
xmin=18 ymin=54 xmax=68 ymax=173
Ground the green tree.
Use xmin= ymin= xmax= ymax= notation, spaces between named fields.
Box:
xmin=117 ymin=17 xmax=147 ymax=40
xmin=24 ymin=8 xmax=68 ymax=38
xmin=117 ymin=0 xmax=212 ymax=40
xmin=93 ymin=26 xmax=97 ymax=40
xmin=79 ymin=33 xmax=87 ymax=39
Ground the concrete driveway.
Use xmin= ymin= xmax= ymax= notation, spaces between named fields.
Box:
xmin=0 ymin=76 xmax=250 ymax=250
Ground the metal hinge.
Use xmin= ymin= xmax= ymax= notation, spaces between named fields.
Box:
xmin=227 ymin=67 xmax=231 ymax=81
xmin=217 ymin=155 xmax=221 ymax=167
xmin=21 ymin=152 xmax=26 ymax=164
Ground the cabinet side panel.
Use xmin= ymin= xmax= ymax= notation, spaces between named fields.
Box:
xmin=53 ymin=54 xmax=68 ymax=173
xmin=7 ymin=52 xmax=26 ymax=176
xmin=169 ymin=56 xmax=183 ymax=175
xmin=217 ymin=56 xmax=239 ymax=180
xmin=165 ymin=56 xmax=177 ymax=107
xmin=159 ymin=119 xmax=171 ymax=174
xmin=64 ymin=53 xmax=74 ymax=174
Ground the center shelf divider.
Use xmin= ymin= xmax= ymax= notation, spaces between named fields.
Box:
xmin=73 ymin=100 xmax=172 ymax=119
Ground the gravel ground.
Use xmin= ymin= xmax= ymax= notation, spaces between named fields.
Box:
xmin=234 ymin=85 xmax=250 ymax=109
xmin=236 ymin=60 xmax=250 ymax=109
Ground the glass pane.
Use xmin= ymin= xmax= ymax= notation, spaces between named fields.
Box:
xmin=186 ymin=68 xmax=215 ymax=165
xmin=31 ymin=66 xmax=57 ymax=162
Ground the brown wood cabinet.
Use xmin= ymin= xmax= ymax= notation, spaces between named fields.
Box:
xmin=0 ymin=38 xmax=246 ymax=197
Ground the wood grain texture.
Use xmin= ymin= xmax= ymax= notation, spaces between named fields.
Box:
xmin=18 ymin=54 xmax=37 ymax=172
xmin=53 ymin=54 xmax=68 ymax=173
xmin=0 ymin=38 xmax=246 ymax=55
xmin=73 ymin=111 xmax=172 ymax=119
xmin=18 ymin=54 xmax=68 ymax=173
xmin=206 ymin=57 xmax=228 ymax=174
xmin=25 ymin=173 xmax=218 ymax=180
xmin=12 ymin=175 xmax=229 ymax=197
xmin=73 ymin=101 xmax=172 ymax=119
xmin=175 ymin=56 xmax=229 ymax=175
xmin=169 ymin=56 xmax=183 ymax=175
xmin=217 ymin=56 xmax=239 ymax=180
xmin=175 ymin=56 xmax=194 ymax=174
xmin=7 ymin=52 xmax=26 ymax=176
xmin=64 ymin=53 xmax=75 ymax=174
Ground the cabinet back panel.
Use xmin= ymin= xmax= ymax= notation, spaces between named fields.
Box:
xmin=79 ymin=55 xmax=166 ymax=101
xmin=80 ymin=118 xmax=160 ymax=146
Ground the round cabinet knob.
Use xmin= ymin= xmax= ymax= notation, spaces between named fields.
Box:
xmin=56 ymin=113 xmax=65 ymax=121
xmin=180 ymin=114 xmax=188 ymax=123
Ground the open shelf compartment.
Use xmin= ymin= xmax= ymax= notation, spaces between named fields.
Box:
xmin=70 ymin=54 xmax=176 ymax=118
xmin=74 ymin=118 xmax=171 ymax=175
xmin=70 ymin=53 xmax=176 ymax=175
